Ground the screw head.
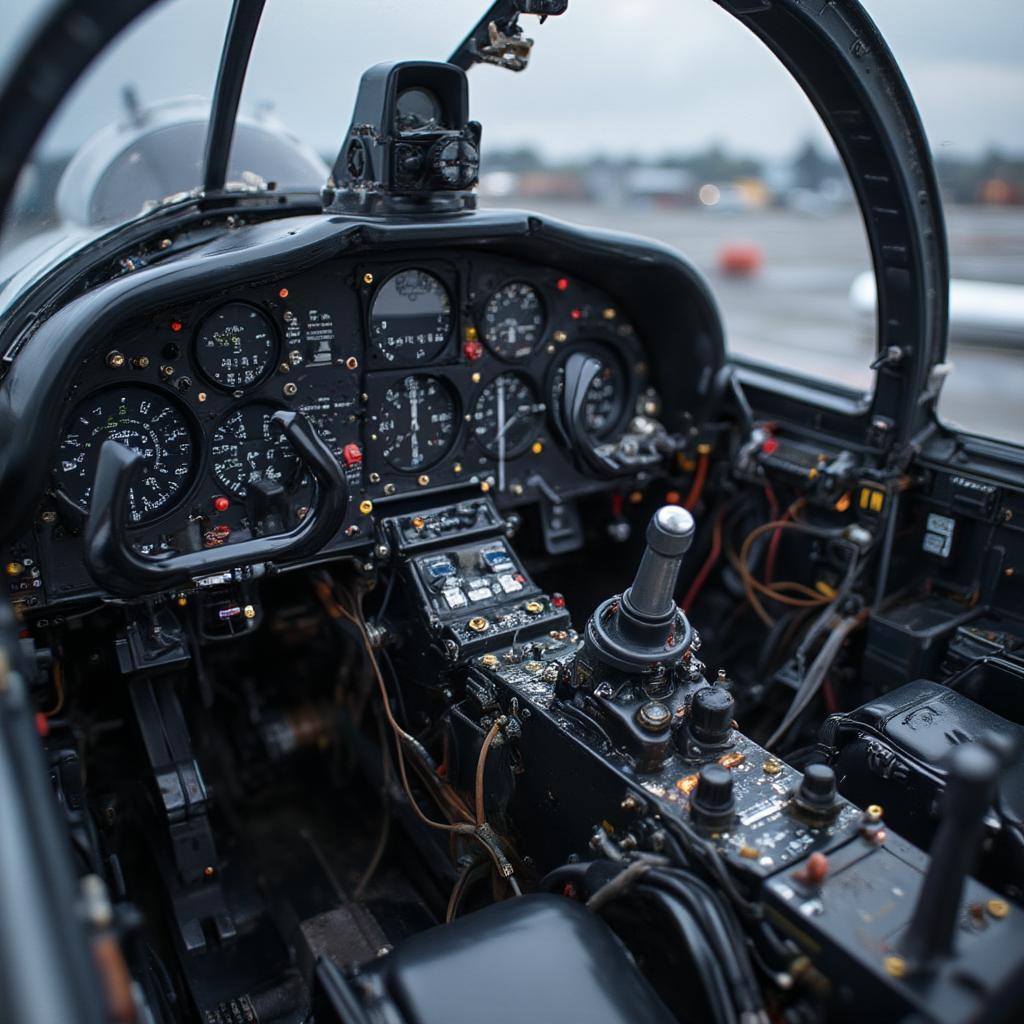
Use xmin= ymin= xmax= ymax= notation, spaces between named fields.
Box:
xmin=883 ymin=955 xmax=906 ymax=978
xmin=637 ymin=700 xmax=671 ymax=732
xmin=987 ymin=898 xmax=1010 ymax=919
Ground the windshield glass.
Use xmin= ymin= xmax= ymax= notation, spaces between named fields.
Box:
xmin=2 ymin=0 xmax=1022 ymax=445
xmin=0 ymin=0 xmax=485 ymax=289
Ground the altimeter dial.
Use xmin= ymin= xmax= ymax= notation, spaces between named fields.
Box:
xmin=482 ymin=282 xmax=544 ymax=360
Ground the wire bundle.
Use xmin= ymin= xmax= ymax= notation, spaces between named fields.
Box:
xmin=313 ymin=573 xmax=521 ymax=916
xmin=562 ymin=856 xmax=768 ymax=1024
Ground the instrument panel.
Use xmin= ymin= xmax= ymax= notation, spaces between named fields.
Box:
xmin=26 ymin=251 xmax=658 ymax=604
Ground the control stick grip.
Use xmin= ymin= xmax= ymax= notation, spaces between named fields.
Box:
xmin=623 ymin=505 xmax=695 ymax=621
xmin=84 ymin=410 xmax=347 ymax=597
xmin=902 ymin=742 xmax=1000 ymax=968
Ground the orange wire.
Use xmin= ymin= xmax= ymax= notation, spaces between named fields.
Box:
xmin=683 ymin=445 xmax=711 ymax=510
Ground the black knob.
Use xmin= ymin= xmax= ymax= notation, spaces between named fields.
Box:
xmin=429 ymin=137 xmax=479 ymax=189
xmin=689 ymin=764 xmax=736 ymax=830
xmin=689 ymin=686 xmax=735 ymax=747
xmin=793 ymin=764 xmax=839 ymax=820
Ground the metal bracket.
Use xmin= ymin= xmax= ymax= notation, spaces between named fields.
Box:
xmin=130 ymin=677 xmax=236 ymax=953
xmin=477 ymin=19 xmax=534 ymax=72
xmin=448 ymin=1 xmax=568 ymax=73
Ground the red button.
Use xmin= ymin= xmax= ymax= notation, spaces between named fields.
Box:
xmin=761 ymin=437 xmax=779 ymax=455
xmin=552 ymin=592 xmax=566 ymax=609
xmin=463 ymin=340 xmax=483 ymax=361
xmin=213 ymin=495 xmax=230 ymax=512
xmin=556 ymin=277 xmax=570 ymax=292
xmin=342 ymin=443 xmax=363 ymax=466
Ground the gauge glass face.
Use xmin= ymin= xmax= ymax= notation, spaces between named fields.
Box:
xmin=195 ymin=302 xmax=276 ymax=389
xmin=551 ymin=351 xmax=627 ymax=441
xmin=396 ymin=87 xmax=442 ymax=131
xmin=55 ymin=386 xmax=195 ymax=523
xmin=471 ymin=373 xmax=544 ymax=458
xmin=369 ymin=270 xmax=451 ymax=363
xmin=211 ymin=405 xmax=300 ymax=498
xmin=482 ymin=282 xmax=544 ymax=360
xmin=375 ymin=375 xmax=456 ymax=472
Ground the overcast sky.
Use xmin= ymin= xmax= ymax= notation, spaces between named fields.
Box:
xmin=8 ymin=0 xmax=1024 ymax=163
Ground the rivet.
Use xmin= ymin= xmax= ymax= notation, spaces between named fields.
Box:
xmin=987 ymin=898 xmax=1010 ymax=919
xmin=883 ymin=956 xmax=906 ymax=978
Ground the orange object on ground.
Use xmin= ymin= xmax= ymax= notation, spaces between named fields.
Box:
xmin=718 ymin=244 xmax=762 ymax=276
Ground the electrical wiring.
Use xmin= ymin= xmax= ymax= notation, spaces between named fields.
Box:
xmin=313 ymin=574 xmax=520 ymax=898
xmin=730 ymin=507 xmax=845 ymax=627
xmin=353 ymin=709 xmax=394 ymax=900
xmin=683 ymin=443 xmax=712 ymax=510
xmin=446 ymin=860 xmax=490 ymax=922
xmin=681 ymin=503 xmax=726 ymax=612
xmin=652 ymin=826 xmax=797 ymax=978
xmin=657 ymin=812 xmax=757 ymax=920
xmin=44 ymin=658 xmax=65 ymax=717
xmin=764 ymin=611 xmax=866 ymax=750
xmin=584 ymin=862 xmax=747 ymax=1024
xmin=644 ymin=869 xmax=764 ymax=1019
xmin=474 ymin=718 xmax=502 ymax=826
xmin=763 ymin=500 xmax=797 ymax=584
xmin=630 ymin=884 xmax=738 ymax=1024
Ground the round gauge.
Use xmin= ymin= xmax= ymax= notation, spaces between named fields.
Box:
xmin=369 ymin=270 xmax=451 ymax=363
xmin=194 ymin=302 xmax=276 ymax=389
xmin=374 ymin=375 xmax=457 ymax=472
xmin=210 ymin=404 xmax=300 ymax=498
xmin=550 ymin=347 xmax=628 ymax=441
xmin=482 ymin=282 xmax=545 ymax=360
xmin=55 ymin=385 xmax=195 ymax=524
xmin=471 ymin=373 xmax=544 ymax=458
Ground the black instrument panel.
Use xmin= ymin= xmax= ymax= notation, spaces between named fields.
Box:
xmin=32 ymin=251 xmax=656 ymax=604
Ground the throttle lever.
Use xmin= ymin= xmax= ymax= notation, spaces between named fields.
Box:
xmin=84 ymin=410 xmax=348 ymax=597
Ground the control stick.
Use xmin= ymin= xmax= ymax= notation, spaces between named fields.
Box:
xmin=580 ymin=506 xmax=695 ymax=672
xmin=624 ymin=506 xmax=696 ymax=624
xmin=901 ymin=743 xmax=1000 ymax=969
